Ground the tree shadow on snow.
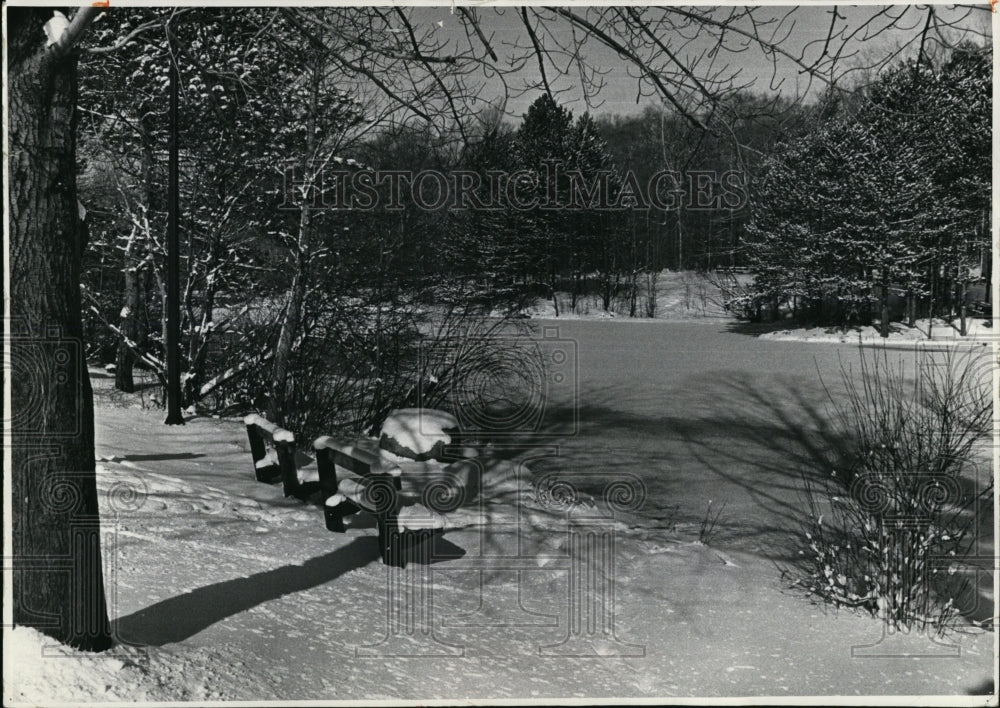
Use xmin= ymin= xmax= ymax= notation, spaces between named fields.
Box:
xmin=480 ymin=375 xmax=858 ymax=562
xmin=113 ymin=536 xmax=380 ymax=646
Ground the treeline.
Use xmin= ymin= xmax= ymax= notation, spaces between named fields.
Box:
xmin=80 ymin=9 xmax=979 ymax=434
xmin=451 ymin=92 xmax=816 ymax=317
xmin=735 ymin=44 xmax=991 ymax=335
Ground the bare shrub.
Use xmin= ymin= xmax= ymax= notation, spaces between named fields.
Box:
xmin=206 ymin=292 xmax=531 ymax=446
xmin=792 ymin=346 xmax=993 ymax=631
xmin=698 ymin=499 xmax=727 ymax=545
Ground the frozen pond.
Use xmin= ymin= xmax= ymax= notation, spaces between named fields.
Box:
xmin=524 ymin=320 xmax=990 ymax=559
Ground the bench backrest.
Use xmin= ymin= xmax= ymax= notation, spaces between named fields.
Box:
xmin=244 ymin=414 xmax=299 ymax=497
xmin=313 ymin=435 xmax=402 ymax=503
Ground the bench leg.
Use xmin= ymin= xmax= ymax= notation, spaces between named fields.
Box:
xmin=377 ymin=515 xmax=404 ymax=567
xmin=324 ymin=500 xmax=360 ymax=532
xmin=247 ymin=425 xmax=278 ymax=483
xmin=377 ymin=517 xmax=441 ymax=567
xmin=276 ymin=442 xmax=300 ymax=498
xmin=316 ymin=448 xmax=339 ymax=500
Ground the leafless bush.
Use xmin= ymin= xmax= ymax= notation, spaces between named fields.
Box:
xmin=206 ymin=294 xmax=531 ymax=445
xmin=698 ymin=499 xmax=727 ymax=545
xmin=792 ymin=346 xmax=993 ymax=631
xmin=836 ymin=348 xmax=991 ymax=480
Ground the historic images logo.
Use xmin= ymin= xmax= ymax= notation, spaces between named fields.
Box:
xmin=279 ymin=160 xmax=747 ymax=213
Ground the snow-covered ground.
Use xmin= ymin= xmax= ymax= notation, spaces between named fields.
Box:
xmin=522 ymin=270 xmax=734 ymax=321
xmin=758 ymin=317 xmax=996 ymax=348
xmin=4 ymin=322 xmax=995 ymax=704
xmin=520 ymin=272 xmax=995 ymax=350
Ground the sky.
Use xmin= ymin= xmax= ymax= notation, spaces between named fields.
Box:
xmin=408 ymin=4 xmax=992 ymax=120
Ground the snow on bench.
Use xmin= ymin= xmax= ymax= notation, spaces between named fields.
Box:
xmin=243 ymin=417 xmax=459 ymax=566
xmin=379 ymin=408 xmax=459 ymax=461
xmin=334 ymin=477 xmax=382 ymax=512
xmin=313 ymin=435 xmax=403 ymax=479
xmin=396 ymin=503 xmax=447 ymax=532
xmin=314 ymin=435 xmax=401 ymax=522
xmin=244 ymin=414 xmax=318 ymax=501
xmin=333 ymin=480 xmax=446 ymax=530
xmin=314 ymin=434 xmax=445 ymax=568
xmin=244 ymin=413 xmax=295 ymax=444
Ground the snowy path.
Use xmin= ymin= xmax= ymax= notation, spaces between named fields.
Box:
xmin=5 ymin=324 xmax=994 ymax=703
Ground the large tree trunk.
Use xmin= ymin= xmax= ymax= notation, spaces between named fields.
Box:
xmin=8 ymin=8 xmax=112 ymax=651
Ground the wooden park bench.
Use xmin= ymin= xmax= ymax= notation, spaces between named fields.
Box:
xmin=243 ymin=414 xmax=320 ymax=501
xmin=314 ymin=436 xmax=445 ymax=568
xmin=243 ymin=413 xmax=446 ymax=567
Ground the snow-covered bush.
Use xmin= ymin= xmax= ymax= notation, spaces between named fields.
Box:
xmin=794 ymin=473 xmax=977 ymax=631
xmin=791 ymin=347 xmax=992 ymax=630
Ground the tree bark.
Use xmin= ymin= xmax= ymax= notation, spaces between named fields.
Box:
xmin=8 ymin=8 xmax=112 ymax=651
xmin=959 ymin=280 xmax=967 ymax=336
xmin=184 ymin=283 xmax=215 ymax=406
xmin=984 ymin=242 xmax=992 ymax=306
xmin=549 ymin=261 xmax=560 ymax=317
xmin=880 ymin=274 xmax=890 ymax=338
xmin=927 ymin=266 xmax=936 ymax=339
xmin=115 ymin=118 xmax=159 ymax=392
xmin=266 ymin=62 xmax=324 ymax=424
xmin=267 ymin=247 xmax=308 ymax=424
xmin=115 ymin=236 xmax=143 ymax=392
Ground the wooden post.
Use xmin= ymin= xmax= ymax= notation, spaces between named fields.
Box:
xmin=316 ymin=447 xmax=339 ymax=500
xmin=276 ymin=440 xmax=300 ymax=498
xmin=315 ymin=439 xmax=402 ymax=541
xmin=245 ymin=423 xmax=273 ymax=482
xmin=317 ymin=447 xmax=355 ymax=531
